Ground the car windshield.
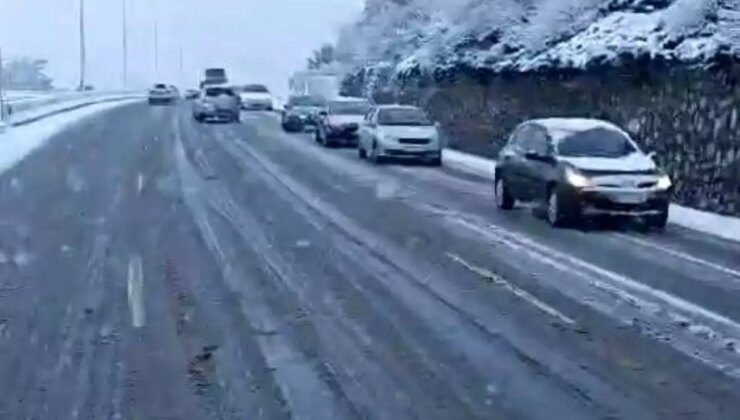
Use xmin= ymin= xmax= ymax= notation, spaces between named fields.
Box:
xmin=378 ymin=108 xmax=432 ymax=126
xmin=557 ymin=128 xmax=638 ymax=158
xmin=153 ymin=84 xmax=167 ymax=89
xmin=289 ymin=96 xmax=325 ymax=107
xmin=205 ymin=87 xmax=234 ymax=97
xmin=328 ymin=101 xmax=371 ymax=115
xmin=239 ymin=85 xmax=269 ymax=93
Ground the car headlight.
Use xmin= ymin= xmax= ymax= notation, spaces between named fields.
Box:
xmin=656 ymin=174 xmax=672 ymax=190
xmin=564 ymin=167 xmax=591 ymax=188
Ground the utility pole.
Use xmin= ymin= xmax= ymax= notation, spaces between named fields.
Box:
xmin=122 ymin=0 xmax=128 ymax=87
xmin=154 ymin=22 xmax=159 ymax=80
xmin=179 ymin=47 xmax=184 ymax=83
xmin=0 ymin=47 xmax=5 ymax=123
xmin=78 ymin=0 xmax=87 ymax=90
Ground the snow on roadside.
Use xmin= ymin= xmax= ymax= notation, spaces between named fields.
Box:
xmin=669 ymin=205 xmax=740 ymax=244
xmin=442 ymin=148 xmax=740 ymax=243
xmin=8 ymin=94 xmax=139 ymax=126
xmin=0 ymin=99 xmax=141 ymax=175
xmin=442 ymin=149 xmax=496 ymax=178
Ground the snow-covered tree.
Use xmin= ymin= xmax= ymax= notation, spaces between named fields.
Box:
xmin=1 ymin=57 xmax=53 ymax=90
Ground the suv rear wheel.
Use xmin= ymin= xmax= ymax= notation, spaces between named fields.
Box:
xmin=495 ymin=177 xmax=514 ymax=210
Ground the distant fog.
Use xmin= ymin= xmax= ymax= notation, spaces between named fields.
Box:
xmin=0 ymin=0 xmax=363 ymax=95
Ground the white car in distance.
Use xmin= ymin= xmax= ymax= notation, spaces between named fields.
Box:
xmin=358 ymin=105 xmax=443 ymax=166
xmin=235 ymin=84 xmax=274 ymax=111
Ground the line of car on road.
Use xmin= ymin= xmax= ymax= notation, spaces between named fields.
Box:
xmin=189 ymin=83 xmax=274 ymax=123
xmin=148 ymin=81 xmax=674 ymax=231
xmin=282 ymin=95 xmax=443 ymax=166
xmin=280 ymin=94 xmax=674 ymax=230
xmin=148 ymin=81 xmax=276 ymax=124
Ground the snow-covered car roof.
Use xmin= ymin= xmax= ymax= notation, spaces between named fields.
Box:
xmin=527 ymin=118 xmax=630 ymax=143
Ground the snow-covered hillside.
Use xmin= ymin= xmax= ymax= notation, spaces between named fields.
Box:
xmin=334 ymin=0 xmax=740 ymax=76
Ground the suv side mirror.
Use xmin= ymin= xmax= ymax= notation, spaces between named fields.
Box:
xmin=647 ymin=151 xmax=657 ymax=160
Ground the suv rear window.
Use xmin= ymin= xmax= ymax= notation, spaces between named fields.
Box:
xmin=557 ymin=128 xmax=637 ymax=158
xmin=154 ymin=84 xmax=167 ymax=89
xmin=205 ymin=87 xmax=235 ymax=97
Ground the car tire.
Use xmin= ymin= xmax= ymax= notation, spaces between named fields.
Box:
xmin=319 ymin=130 xmax=331 ymax=147
xmin=547 ymin=187 xmax=578 ymax=228
xmin=495 ymin=176 xmax=515 ymax=210
xmin=233 ymin=113 xmax=241 ymax=123
xmin=648 ymin=212 xmax=669 ymax=230
xmin=371 ymin=142 xmax=384 ymax=165
xmin=428 ymin=156 xmax=442 ymax=167
xmin=358 ymin=146 xmax=367 ymax=160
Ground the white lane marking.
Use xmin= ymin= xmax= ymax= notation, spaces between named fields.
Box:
xmin=136 ymin=173 xmax=144 ymax=195
xmin=127 ymin=256 xmax=145 ymax=328
xmin=450 ymin=217 xmax=740 ymax=377
xmin=469 ymin=219 xmax=740 ymax=331
xmin=446 ymin=252 xmax=576 ymax=326
xmin=615 ymin=233 xmax=740 ymax=279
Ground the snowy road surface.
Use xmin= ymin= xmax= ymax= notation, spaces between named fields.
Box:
xmin=0 ymin=102 xmax=739 ymax=419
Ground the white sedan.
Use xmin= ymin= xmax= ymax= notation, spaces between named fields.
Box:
xmin=358 ymin=105 xmax=442 ymax=166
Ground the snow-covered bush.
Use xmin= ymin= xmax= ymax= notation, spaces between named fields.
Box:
xmin=327 ymin=0 xmax=738 ymax=77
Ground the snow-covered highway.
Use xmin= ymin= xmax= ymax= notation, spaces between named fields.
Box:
xmin=0 ymin=102 xmax=738 ymax=419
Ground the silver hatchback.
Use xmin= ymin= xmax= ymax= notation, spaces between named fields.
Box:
xmin=192 ymin=86 xmax=242 ymax=123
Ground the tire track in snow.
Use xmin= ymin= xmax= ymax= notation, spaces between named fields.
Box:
xmin=173 ymin=117 xmax=355 ymax=420
xmin=428 ymin=207 xmax=740 ymax=379
xmin=218 ymin=127 xmax=656 ymax=420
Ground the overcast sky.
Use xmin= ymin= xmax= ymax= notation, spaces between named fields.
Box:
xmin=0 ymin=0 xmax=363 ymax=95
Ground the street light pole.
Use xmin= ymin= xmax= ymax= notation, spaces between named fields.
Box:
xmin=122 ymin=0 xmax=128 ymax=87
xmin=0 ymin=47 xmax=5 ymax=123
xmin=78 ymin=0 xmax=87 ymax=90
xmin=154 ymin=21 xmax=159 ymax=79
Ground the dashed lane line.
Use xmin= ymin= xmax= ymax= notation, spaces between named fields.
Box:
xmin=614 ymin=233 xmax=740 ymax=279
xmin=127 ymin=255 xmax=145 ymax=328
xmin=136 ymin=173 xmax=144 ymax=195
xmin=446 ymin=252 xmax=576 ymax=326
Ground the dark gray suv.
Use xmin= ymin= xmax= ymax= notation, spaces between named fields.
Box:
xmin=494 ymin=118 xmax=673 ymax=229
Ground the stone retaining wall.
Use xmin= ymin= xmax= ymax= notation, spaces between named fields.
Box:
xmin=344 ymin=62 xmax=740 ymax=215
